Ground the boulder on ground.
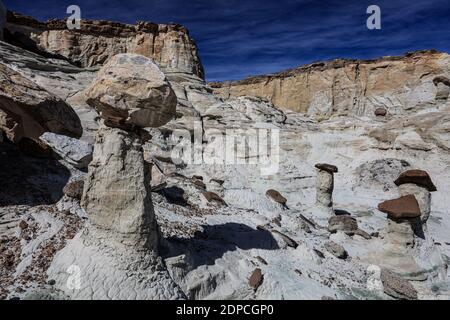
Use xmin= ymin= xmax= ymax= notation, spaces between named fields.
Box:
xmin=324 ymin=241 xmax=348 ymax=259
xmin=85 ymin=54 xmax=177 ymax=129
xmin=374 ymin=107 xmax=387 ymax=116
xmin=266 ymin=189 xmax=287 ymax=206
xmin=328 ymin=215 xmax=358 ymax=234
xmin=249 ymin=268 xmax=264 ymax=291
xmin=381 ymin=269 xmax=418 ymax=300
xmin=202 ymin=191 xmax=227 ymax=206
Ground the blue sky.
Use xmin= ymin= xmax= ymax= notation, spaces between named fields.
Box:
xmin=4 ymin=0 xmax=450 ymax=81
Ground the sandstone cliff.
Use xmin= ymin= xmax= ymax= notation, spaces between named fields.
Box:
xmin=4 ymin=11 xmax=204 ymax=79
xmin=211 ymin=51 xmax=450 ymax=118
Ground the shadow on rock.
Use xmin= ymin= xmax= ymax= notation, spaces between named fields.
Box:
xmin=157 ymin=186 xmax=189 ymax=207
xmin=163 ymin=222 xmax=280 ymax=269
xmin=0 ymin=140 xmax=71 ymax=206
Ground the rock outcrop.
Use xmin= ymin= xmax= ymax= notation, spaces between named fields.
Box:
xmin=211 ymin=50 xmax=450 ymax=117
xmin=0 ymin=63 xmax=82 ymax=144
xmin=40 ymin=132 xmax=92 ymax=169
xmin=315 ymin=163 xmax=337 ymax=210
xmin=5 ymin=12 xmax=204 ymax=79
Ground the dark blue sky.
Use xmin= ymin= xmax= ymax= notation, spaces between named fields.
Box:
xmin=3 ymin=0 xmax=450 ymax=81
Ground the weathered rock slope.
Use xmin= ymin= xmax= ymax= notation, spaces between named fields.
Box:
xmin=211 ymin=51 xmax=450 ymax=118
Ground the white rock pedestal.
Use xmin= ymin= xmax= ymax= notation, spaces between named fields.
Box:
xmin=81 ymin=125 xmax=159 ymax=249
xmin=314 ymin=163 xmax=338 ymax=211
xmin=398 ymin=183 xmax=431 ymax=223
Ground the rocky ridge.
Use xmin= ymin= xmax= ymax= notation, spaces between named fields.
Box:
xmin=211 ymin=50 xmax=450 ymax=119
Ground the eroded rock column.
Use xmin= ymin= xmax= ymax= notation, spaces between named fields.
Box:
xmin=48 ymin=54 xmax=184 ymax=299
xmin=81 ymin=126 xmax=158 ymax=248
xmin=378 ymin=195 xmax=421 ymax=248
xmin=315 ymin=163 xmax=338 ymax=209
xmin=394 ymin=170 xmax=437 ymax=224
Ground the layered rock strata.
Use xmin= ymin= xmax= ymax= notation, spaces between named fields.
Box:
xmin=4 ymin=11 xmax=204 ymax=79
xmin=211 ymin=51 xmax=450 ymax=118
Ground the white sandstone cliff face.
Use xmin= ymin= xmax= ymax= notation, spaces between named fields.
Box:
xmin=4 ymin=12 xmax=204 ymax=79
xmin=211 ymin=51 xmax=450 ymax=119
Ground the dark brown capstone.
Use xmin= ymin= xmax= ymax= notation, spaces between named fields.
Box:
xmin=192 ymin=179 xmax=206 ymax=190
xmin=315 ymin=163 xmax=338 ymax=173
xmin=249 ymin=268 xmax=264 ymax=291
xmin=378 ymin=195 xmax=421 ymax=219
xmin=210 ymin=178 xmax=225 ymax=185
xmin=374 ymin=107 xmax=387 ymax=116
xmin=394 ymin=170 xmax=437 ymax=192
xmin=265 ymin=189 xmax=287 ymax=205
xmin=202 ymin=191 xmax=227 ymax=206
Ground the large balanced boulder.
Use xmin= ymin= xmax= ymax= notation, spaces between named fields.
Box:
xmin=85 ymin=54 xmax=177 ymax=130
xmin=0 ymin=63 xmax=82 ymax=143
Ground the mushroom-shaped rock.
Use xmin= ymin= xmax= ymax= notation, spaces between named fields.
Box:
xmin=378 ymin=195 xmax=421 ymax=220
xmin=85 ymin=54 xmax=177 ymax=129
xmin=394 ymin=170 xmax=436 ymax=223
xmin=0 ymin=63 xmax=82 ymax=144
xmin=315 ymin=163 xmax=338 ymax=209
xmin=266 ymin=189 xmax=287 ymax=207
xmin=394 ymin=170 xmax=437 ymax=192
xmin=378 ymin=195 xmax=421 ymax=247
